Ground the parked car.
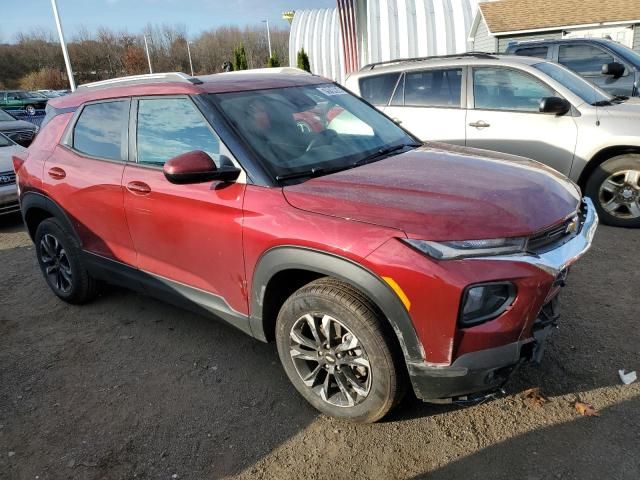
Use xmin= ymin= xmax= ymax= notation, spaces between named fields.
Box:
xmin=0 ymin=90 xmax=48 ymax=116
xmin=14 ymin=72 xmax=597 ymax=422
xmin=347 ymin=53 xmax=640 ymax=227
xmin=0 ymin=108 xmax=38 ymax=146
xmin=505 ymin=38 xmax=640 ymax=97
xmin=0 ymin=132 xmax=25 ymax=216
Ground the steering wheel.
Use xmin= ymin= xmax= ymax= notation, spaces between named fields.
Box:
xmin=305 ymin=129 xmax=337 ymax=153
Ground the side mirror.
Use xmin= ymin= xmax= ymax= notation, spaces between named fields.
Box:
xmin=602 ymin=62 xmax=625 ymax=78
xmin=539 ymin=96 xmax=571 ymax=115
xmin=163 ymin=150 xmax=241 ymax=185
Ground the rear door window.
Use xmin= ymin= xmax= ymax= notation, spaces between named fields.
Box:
xmin=358 ymin=73 xmax=401 ymax=106
xmin=514 ymin=46 xmax=549 ymax=58
xmin=404 ymin=68 xmax=463 ymax=108
xmin=73 ymin=100 xmax=129 ymax=161
xmin=558 ymin=44 xmax=614 ymax=75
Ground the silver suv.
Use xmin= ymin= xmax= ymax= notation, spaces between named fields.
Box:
xmin=345 ymin=53 xmax=640 ymax=228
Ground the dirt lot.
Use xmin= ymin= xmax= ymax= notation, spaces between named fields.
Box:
xmin=0 ymin=212 xmax=638 ymax=480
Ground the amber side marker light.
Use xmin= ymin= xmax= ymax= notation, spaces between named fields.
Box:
xmin=382 ymin=277 xmax=411 ymax=311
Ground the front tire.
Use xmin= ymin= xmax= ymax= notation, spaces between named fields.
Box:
xmin=585 ymin=154 xmax=640 ymax=227
xmin=276 ymin=278 xmax=404 ymax=423
xmin=34 ymin=218 xmax=99 ymax=304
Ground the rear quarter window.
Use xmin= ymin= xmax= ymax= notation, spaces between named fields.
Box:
xmin=358 ymin=73 xmax=401 ymax=106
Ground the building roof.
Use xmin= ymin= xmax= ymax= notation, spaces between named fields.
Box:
xmin=478 ymin=0 xmax=640 ymax=35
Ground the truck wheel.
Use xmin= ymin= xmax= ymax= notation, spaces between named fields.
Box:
xmin=34 ymin=218 xmax=99 ymax=304
xmin=276 ymin=278 xmax=403 ymax=423
xmin=585 ymin=154 xmax=640 ymax=228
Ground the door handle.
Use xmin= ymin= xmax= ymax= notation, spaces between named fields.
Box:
xmin=469 ymin=120 xmax=490 ymax=128
xmin=126 ymin=181 xmax=151 ymax=195
xmin=47 ymin=166 xmax=66 ymax=180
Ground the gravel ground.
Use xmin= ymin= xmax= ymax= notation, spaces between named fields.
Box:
xmin=0 ymin=212 xmax=638 ymax=480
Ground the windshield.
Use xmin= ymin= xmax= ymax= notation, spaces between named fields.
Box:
xmin=533 ymin=61 xmax=613 ymax=105
xmin=0 ymin=109 xmax=16 ymax=121
xmin=210 ymin=83 xmax=418 ymax=182
xmin=606 ymin=41 xmax=640 ymax=67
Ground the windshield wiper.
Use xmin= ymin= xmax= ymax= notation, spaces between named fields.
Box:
xmin=591 ymin=100 xmax=613 ymax=106
xmin=275 ymin=143 xmax=421 ymax=182
xmin=613 ymin=95 xmax=629 ymax=103
xmin=275 ymin=165 xmax=348 ymax=182
xmin=352 ymin=143 xmax=421 ymax=168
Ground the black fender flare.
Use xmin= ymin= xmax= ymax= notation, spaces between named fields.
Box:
xmin=249 ymin=246 xmax=425 ymax=365
xmin=21 ymin=191 xmax=79 ymax=243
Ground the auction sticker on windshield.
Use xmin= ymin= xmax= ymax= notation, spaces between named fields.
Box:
xmin=317 ymin=85 xmax=347 ymax=96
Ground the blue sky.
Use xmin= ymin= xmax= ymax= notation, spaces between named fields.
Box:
xmin=0 ymin=0 xmax=336 ymax=42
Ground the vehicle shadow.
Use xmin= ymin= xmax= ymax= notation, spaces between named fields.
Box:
xmin=409 ymin=395 xmax=640 ymax=479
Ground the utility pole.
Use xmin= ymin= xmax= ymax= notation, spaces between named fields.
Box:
xmin=143 ymin=35 xmax=153 ymax=74
xmin=50 ymin=0 xmax=76 ymax=91
xmin=262 ymin=19 xmax=272 ymax=58
xmin=186 ymin=40 xmax=194 ymax=76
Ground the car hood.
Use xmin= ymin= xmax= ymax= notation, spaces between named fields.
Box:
xmin=283 ymin=143 xmax=581 ymax=240
xmin=0 ymin=120 xmax=36 ymax=132
xmin=0 ymin=144 xmax=26 ymax=172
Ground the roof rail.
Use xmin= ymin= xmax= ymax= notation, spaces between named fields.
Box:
xmin=360 ymin=52 xmax=497 ymax=71
xmin=221 ymin=67 xmax=313 ymax=75
xmin=77 ymin=72 xmax=203 ymax=90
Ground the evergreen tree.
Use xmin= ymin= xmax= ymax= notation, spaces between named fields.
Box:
xmin=233 ymin=44 xmax=248 ymax=71
xmin=297 ymin=48 xmax=311 ymax=73
xmin=267 ymin=52 xmax=280 ymax=68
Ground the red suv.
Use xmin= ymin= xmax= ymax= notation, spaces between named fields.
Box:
xmin=13 ymin=71 xmax=597 ymax=423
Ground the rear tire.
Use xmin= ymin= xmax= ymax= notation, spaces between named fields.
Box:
xmin=276 ymin=277 xmax=404 ymax=423
xmin=34 ymin=218 xmax=99 ymax=304
xmin=585 ymin=154 xmax=640 ymax=228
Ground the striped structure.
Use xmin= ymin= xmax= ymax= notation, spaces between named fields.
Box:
xmin=289 ymin=0 xmax=479 ymax=83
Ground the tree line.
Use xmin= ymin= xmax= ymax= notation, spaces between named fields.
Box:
xmin=0 ymin=23 xmax=290 ymax=90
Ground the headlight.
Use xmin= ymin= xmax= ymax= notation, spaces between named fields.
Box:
xmin=459 ymin=282 xmax=516 ymax=327
xmin=403 ymin=237 xmax=526 ymax=260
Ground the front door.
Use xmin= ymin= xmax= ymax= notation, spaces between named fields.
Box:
xmin=122 ymin=95 xmax=248 ymax=320
xmin=466 ymin=66 xmax=578 ymax=176
xmin=557 ymin=43 xmax=636 ymax=97
xmin=44 ymin=99 xmax=135 ymax=265
xmin=383 ymin=67 xmax=467 ymax=145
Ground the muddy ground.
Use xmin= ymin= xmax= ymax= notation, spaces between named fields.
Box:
xmin=0 ymin=212 xmax=638 ymax=480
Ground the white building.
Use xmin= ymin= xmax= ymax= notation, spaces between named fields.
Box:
xmin=468 ymin=0 xmax=640 ymax=53
xmin=289 ymin=0 xmax=479 ymax=84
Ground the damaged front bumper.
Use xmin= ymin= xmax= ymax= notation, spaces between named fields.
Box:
xmin=408 ymin=197 xmax=598 ymax=403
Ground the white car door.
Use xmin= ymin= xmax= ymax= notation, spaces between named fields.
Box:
xmin=466 ymin=66 xmax=578 ymax=176
xmin=383 ymin=67 xmax=467 ymax=146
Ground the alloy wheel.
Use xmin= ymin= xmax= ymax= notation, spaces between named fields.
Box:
xmin=40 ymin=233 xmax=73 ymax=293
xmin=598 ymin=169 xmax=640 ymax=219
xmin=289 ymin=313 xmax=372 ymax=407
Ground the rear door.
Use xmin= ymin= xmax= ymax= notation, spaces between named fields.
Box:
xmin=121 ymin=95 xmax=248 ymax=317
xmin=383 ymin=67 xmax=466 ymax=145
xmin=557 ymin=42 xmax=635 ymax=97
xmin=465 ymin=66 xmax=578 ymax=175
xmin=44 ymin=99 xmax=136 ymax=264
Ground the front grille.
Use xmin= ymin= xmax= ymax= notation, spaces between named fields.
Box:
xmin=0 ymin=171 xmax=16 ymax=186
xmin=527 ymin=210 xmax=583 ymax=254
